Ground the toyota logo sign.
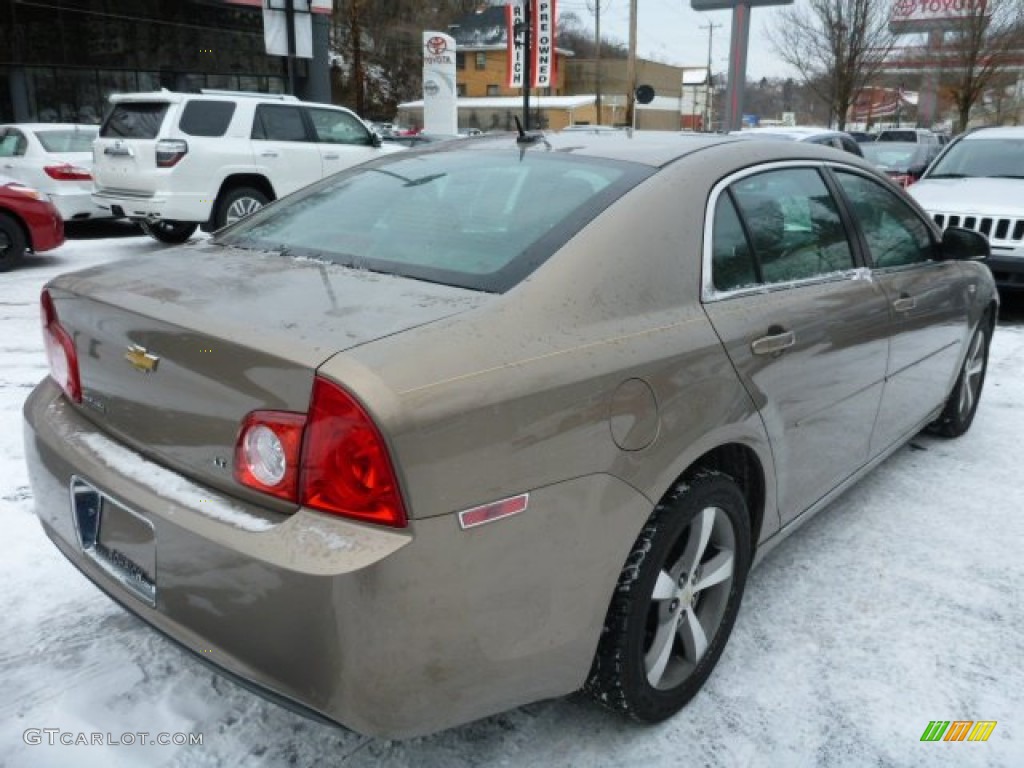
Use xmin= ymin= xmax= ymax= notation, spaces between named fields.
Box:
xmin=426 ymin=36 xmax=448 ymax=56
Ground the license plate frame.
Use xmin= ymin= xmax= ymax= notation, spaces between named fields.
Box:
xmin=70 ymin=476 xmax=156 ymax=606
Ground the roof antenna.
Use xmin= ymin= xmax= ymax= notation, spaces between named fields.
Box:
xmin=514 ymin=115 xmax=526 ymax=140
xmin=514 ymin=115 xmax=546 ymax=146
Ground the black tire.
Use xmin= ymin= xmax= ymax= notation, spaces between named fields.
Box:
xmin=138 ymin=219 xmax=198 ymax=244
xmin=214 ymin=186 xmax=269 ymax=229
xmin=0 ymin=212 xmax=27 ymax=272
xmin=586 ymin=470 xmax=752 ymax=723
xmin=928 ymin=317 xmax=991 ymax=438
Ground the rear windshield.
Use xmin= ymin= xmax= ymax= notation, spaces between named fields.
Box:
xmin=34 ymin=128 xmax=97 ymax=152
xmin=100 ymin=102 xmax=170 ymax=139
xmin=877 ymin=131 xmax=917 ymax=142
xmin=217 ymin=148 xmax=650 ymax=293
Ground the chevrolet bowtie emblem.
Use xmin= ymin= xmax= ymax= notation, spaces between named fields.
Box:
xmin=125 ymin=344 xmax=159 ymax=374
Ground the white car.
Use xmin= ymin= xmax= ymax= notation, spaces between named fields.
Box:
xmin=908 ymin=126 xmax=1024 ymax=292
xmin=0 ymin=123 xmax=110 ymax=221
xmin=91 ymin=90 xmax=403 ymax=243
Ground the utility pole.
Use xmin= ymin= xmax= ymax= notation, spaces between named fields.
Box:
xmin=522 ymin=0 xmax=532 ymax=129
xmin=700 ymin=21 xmax=721 ymax=132
xmin=588 ymin=0 xmax=603 ymax=124
xmin=626 ymin=0 xmax=637 ymax=128
xmin=285 ymin=0 xmax=297 ymax=95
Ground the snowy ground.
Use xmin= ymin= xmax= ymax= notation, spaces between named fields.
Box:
xmin=1 ymin=226 xmax=1022 ymax=768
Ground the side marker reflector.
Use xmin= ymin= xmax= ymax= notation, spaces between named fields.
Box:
xmin=458 ymin=494 xmax=529 ymax=530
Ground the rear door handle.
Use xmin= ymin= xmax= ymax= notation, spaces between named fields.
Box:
xmin=751 ymin=330 xmax=796 ymax=356
xmin=260 ymin=150 xmax=279 ymax=158
xmin=893 ymin=296 xmax=916 ymax=312
xmin=323 ymin=153 xmax=340 ymax=160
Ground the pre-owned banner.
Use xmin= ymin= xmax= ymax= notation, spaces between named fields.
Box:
xmin=505 ymin=1 xmax=558 ymax=89
xmin=532 ymin=0 xmax=556 ymax=88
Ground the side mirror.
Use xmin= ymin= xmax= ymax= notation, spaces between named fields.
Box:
xmin=940 ymin=226 xmax=989 ymax=261
xmin=370 ymin=131 xmax=382 ymax=148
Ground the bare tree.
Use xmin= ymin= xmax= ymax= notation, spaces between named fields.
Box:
xmin=769 ymin=0 xmax=896 ymax=129
xmin=930 ymin=0 xmax=1024 ymax=132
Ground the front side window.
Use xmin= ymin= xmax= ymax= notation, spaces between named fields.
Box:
xmin=252 ymin=105 xmax=308 ymax=142
xmin=728 ymin=168 xmax=854 ymax=285
xmin=307 ymin=108 xmax=370 ymax=145
xmin=835 ymin=171 xmax=934 ymax=268
xmin=218 ymin=150 xmax=649 ymax=293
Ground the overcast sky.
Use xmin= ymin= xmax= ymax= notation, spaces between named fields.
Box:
xmin=558 ymin=0 xmax=798 ymax=80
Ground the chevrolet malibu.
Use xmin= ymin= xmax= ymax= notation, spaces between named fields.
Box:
xmin=24 ymin=134 xmax=996 ymax=738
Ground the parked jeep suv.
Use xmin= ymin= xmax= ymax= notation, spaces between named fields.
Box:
xmin=908 ymin=126 xmax=1024 ymax=291
xmin=92 ymin=90 xmax=400 ymax=243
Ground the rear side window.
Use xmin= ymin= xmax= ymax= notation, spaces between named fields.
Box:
xmin=711 ymin=194 xmax=758 ymax=291
xmin=179 ymin=100 xmax=236 ymax=137
xmin=252 ymin=105 xmax=308 ymax=142
xmin=722 ymin=168 xmax=854 ymax=286
xmin=100 ymin=102 xmax=169 ymax=139
xmin=218 ymin=150 xmax=650 ymax=293
xmin=34 ymin=129 xmax=97 ymax=152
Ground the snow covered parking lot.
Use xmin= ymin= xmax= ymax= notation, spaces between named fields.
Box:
xmin=1 ymin=227 xmax=1022 ymax=768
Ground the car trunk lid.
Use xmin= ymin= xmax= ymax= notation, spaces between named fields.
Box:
xmin=46 ymin=241 xmax=487 ymax=506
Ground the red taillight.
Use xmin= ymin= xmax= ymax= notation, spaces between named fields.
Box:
xmin=40 ymin=289 xmax=81 ymax=403
xmin=234 ymin=377 xmax=407 ymax=527
xmin=890 ymin=173 xmax=913 ymax=188
xmin=43 ymin=163 xmax=92 ymax=181
xmin=156 ymin=139 xmax=188 ymax=168
xmin=301 ymin=377 xmax=407 ymax=528
xmin=234 ymin=412 xmax=306 ymax=502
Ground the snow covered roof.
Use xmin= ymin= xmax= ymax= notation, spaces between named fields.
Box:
xmin=399 ymin=95 xmax=597 ymax=110
xmin=682 ymin=68 xmax=709 ymax=86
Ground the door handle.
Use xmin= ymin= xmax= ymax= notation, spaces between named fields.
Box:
xmin=323 ymin=153 xmax=340 ymax=160
xmin=893 ymin=296 xmax=916 ymax=312
xmin=751 ymin=330 xmax=796 ymax=356
xmin=260 ymin=150 xmax=279 ymax=158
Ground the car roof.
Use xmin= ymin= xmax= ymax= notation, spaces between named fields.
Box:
xmin=961 ymin=126 xmax=1024 ymax=140
xmin=421 ymin=130 xmax=875 ymax=169
xmin=108 ymin=90 xmax=302 ymax=104
xmin=0 ymin=123 xmax=98 ymax=131
xmin=729 ymin=126 xmax=852 ymax=141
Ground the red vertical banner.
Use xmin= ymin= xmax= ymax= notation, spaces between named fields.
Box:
xmin=507 ymin=3 xmax=526 ymax=89
xmin=531 ymin=0 xmax=556 ymax=88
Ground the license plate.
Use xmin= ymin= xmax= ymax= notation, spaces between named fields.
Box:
xmin=70 ymin=477 xmax=156 ymax=606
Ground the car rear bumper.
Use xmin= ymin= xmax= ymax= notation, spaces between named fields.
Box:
xmin=23 ymin=378 xmax=650 ymax=738
xmin=92 ymin=189 xmax=212 ymax=224
xmin=49 ymin=190 xmax=114 ymax=221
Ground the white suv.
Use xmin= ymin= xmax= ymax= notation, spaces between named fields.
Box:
xmin=908 ymin=126 xmax=1024 ymax=292
xmin=92 ymin=90 xmax=401 ymax=243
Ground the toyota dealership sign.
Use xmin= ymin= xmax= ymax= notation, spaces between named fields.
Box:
xmin=890 ymin=0 xmax=989 ymax=34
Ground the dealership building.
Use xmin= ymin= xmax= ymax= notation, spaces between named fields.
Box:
xmin=0 ymin=0 xmax=330 ymax=124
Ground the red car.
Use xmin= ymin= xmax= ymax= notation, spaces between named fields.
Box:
xmin=0 ymin=175 xmax=64 ymax=272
